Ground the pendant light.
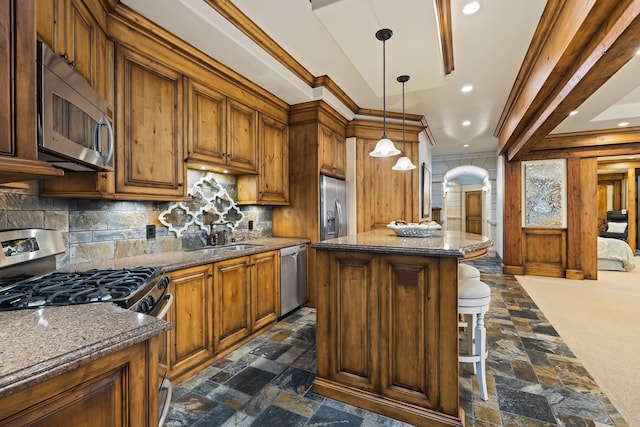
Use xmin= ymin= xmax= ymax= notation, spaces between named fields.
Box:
xmin=369 ymin=28 xmax=400 ymax=157
xmin=392 ymin=74 xmax=416 ymax=171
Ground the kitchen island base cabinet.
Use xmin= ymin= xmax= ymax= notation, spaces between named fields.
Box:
xmin=314 ymin=250 xmax=463 ymax=427
xmin=0 ymin=338 xmax=161 ymax=427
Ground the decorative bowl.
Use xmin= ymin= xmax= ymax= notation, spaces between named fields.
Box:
xmin=387 ymin=222 xmax=442 ymax=237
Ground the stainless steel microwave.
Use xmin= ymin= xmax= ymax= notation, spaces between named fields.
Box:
xmin=36 ymin=41 xmax=114 ymax=171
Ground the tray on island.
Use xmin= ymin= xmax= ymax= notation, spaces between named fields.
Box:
xmin=387 ymin=222 xmax=442 ymax=237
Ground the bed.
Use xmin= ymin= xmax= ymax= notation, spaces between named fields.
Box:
xmin=597 ymin=236 xmax=636 ymax=271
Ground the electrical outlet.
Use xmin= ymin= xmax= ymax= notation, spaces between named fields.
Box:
xmin=248 ymin=220 xmax=254 ymax=230
xmin=146 ymin=224 xmax=156 ymax=239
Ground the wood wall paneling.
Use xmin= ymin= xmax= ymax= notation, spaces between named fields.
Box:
xmin=348 ymin=120 xmax=421 ymax=232
xmin=523 ymin=228 xmax=567 ymax=278
xmin=627 ymin=167 xmax=637 ymax=253
xmin=502 ymin=159 xmax=524 ymax=275
xmin=578 ymin=157 xmax=598 ymax=279
xmin=503 ymin=157 xmax=599 ymax=279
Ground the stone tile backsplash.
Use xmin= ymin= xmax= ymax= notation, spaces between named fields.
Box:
xmin=0 ymin=172 xmax=273 ymax=268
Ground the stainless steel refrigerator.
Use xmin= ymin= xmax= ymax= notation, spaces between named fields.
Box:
xmin=320 ymin=174 xmax=348 ymax=240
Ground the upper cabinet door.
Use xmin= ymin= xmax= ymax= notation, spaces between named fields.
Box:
xmin=319 ymin=124 xmax=346 ymax=179
xmin=65 ymin=0 xmax=95 ymax=85
xmin=186 ymin=78 xmax=227 ymax=165
xmin=115 ymin=46 xmax=185 ymax=199
xmin=258 ymin=113 xmax=288 ymax=203
xmin=227 ymin=98 xmax=258 ymax=173
xmin=36 ymin=0 xmax=113 ymax=113
xmin=0 ymin=0 xmax=63 ymax=183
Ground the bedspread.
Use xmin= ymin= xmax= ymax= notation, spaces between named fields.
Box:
xmin=597 ymin=237 xmax=636 ymax=271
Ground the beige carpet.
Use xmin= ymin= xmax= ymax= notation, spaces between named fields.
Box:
xmin=516 ymin=261 xmax=640 ymax=427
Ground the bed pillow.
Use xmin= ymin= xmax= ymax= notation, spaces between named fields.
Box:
xmin=606 ymin=222 xmax=627 ymax=233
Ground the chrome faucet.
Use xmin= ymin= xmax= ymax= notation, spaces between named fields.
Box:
xmin=209 ymin=222 xmax=234 ymax=246
xmin=208 ymin=222 xmax=218 ymax=246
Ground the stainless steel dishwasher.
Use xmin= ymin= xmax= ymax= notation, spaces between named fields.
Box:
xmin=280 ymin=244 xmax=308 ymax=316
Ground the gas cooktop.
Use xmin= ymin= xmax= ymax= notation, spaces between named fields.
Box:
xmin=0 ymin=267 xmax=160 ymax=310
xmin=0 ymin=229 xmax=167 ymax=313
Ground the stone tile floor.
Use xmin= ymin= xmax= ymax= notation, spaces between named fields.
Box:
xmin=166 ymin=257 xmax=629 ymax=426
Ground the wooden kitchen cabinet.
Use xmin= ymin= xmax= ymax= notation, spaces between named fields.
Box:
xmin=213 ymin=250 xmax=279 ymax=352
xmin=114 ymin=45 xmax=186 ymax=200
xmin=0 ymin=0 xmax=63 ymax=183
xmin=185 ymin=78 xmax=227 ymax=169
xmin=237 ymin=113 xmax=289 ymax=205
xmin=185 ymin=78 xmax=258 ymax=174
xmin=272 ymin=101 xmax=348 ymax=308
xmin=36 ymin=0 xmax=113 ymax=107
xmin=319 ymin=123 xmax=346 ymax=179
xmin=250 ymin=250 xmax=280 ymax=330
xmin=314 ymin=248 xmax=461 ymax=426
xmin=37 ymin=0 xmax=117 ymax=198
xmin=212 ymin=256 xmax=251 ymax=352
xmin=226 ymin=97 xmax=258 ymax=172
xmin=0 ymin=338 xmax=162 ymax=427
xmin=164 ymin=264 xmax=214 ymax=383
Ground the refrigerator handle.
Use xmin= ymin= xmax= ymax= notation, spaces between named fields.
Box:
xmin=335 ymin=199 xmax=343 ymax=237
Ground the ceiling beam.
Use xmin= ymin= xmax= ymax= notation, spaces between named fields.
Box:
xmin=533 ymin=127 xmax=640 ymax=151
xmin=519 ymin=142 xmax=640 ymax=161
xmin=494 ymin=0 xmax=640 ymax=161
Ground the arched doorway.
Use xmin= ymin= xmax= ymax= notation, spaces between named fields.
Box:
xmin=442 ymin=165 xmax=491 ymax=237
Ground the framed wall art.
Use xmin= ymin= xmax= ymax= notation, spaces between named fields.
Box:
xmin=521 ymin=159 xmax=567 ymax=228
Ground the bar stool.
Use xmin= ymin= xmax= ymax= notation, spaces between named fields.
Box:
xmin=458 ymin=263 xmax=481 ymax=281
xmin=458 ymin=263 xmax=481 ymax=353
xmin=458 ymin=267 xmax=490 ymax=401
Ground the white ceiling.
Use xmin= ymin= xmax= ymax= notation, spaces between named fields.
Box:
xmin=120 ymin=0 xmax=640 ymax=161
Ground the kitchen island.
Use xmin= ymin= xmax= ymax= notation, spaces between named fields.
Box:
xmin=311 ymin=228 xmax=492 ymax=427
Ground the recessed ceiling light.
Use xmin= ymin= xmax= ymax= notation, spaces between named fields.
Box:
xmin=463 ymin=144 xmax=470 ymax=148
xmin=462 ymin=120 xmax=471 ymax=126
xmin=462 ymin=1 xmax=481 ymax=15
xmin=636 ymin=48 xmax=640 ymax=55
xmin=617 ymin=121 xmax=630 ymax=127
xmin=569 ymin=110 xmax=578 ymax=116
xmin=461 ymin=84 xmax=473 ymax=93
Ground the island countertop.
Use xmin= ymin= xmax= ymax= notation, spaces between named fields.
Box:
xmin=311 ymin=228 xmax=492 ymax=258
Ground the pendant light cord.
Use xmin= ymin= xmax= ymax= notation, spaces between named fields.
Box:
xmin=382 ymin=37 xmax=387 ymax=138
xmin=401 ymin=79 xmax=405 ymax=154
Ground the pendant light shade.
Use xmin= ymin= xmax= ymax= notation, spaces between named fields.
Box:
xmin=369 ymin=28 xmax=400 ymax=158
xmin=392 ymin=156 xmax=416 ymax=170
xmin=392 ymin=74 xmax=416 ymax=171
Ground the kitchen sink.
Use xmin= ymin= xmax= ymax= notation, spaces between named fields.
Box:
xmin=188 ymin=244 xmax=263 ymax=255
xmin=224 ymin=244 xmax=263 ymax=250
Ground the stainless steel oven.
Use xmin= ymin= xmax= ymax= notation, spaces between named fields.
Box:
xmin=0 ymin=228 xmax=173 ymax=426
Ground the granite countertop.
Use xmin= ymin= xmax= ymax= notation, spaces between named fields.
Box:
xmin=59 ymin=237 xmax=309 ymax=273
xmin=0 ymin=237 xmax=307 ymax=399
xmin=0 ymin=303 xmax=170 ymax=398
xmin=311 ymin=228 xmax=492 ymax=258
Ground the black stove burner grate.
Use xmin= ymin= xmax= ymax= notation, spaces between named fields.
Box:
xmin=0 ymin=266 xmax=159 ymax=310
xmin=0 ymin=274 xmax=34 ymax=288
